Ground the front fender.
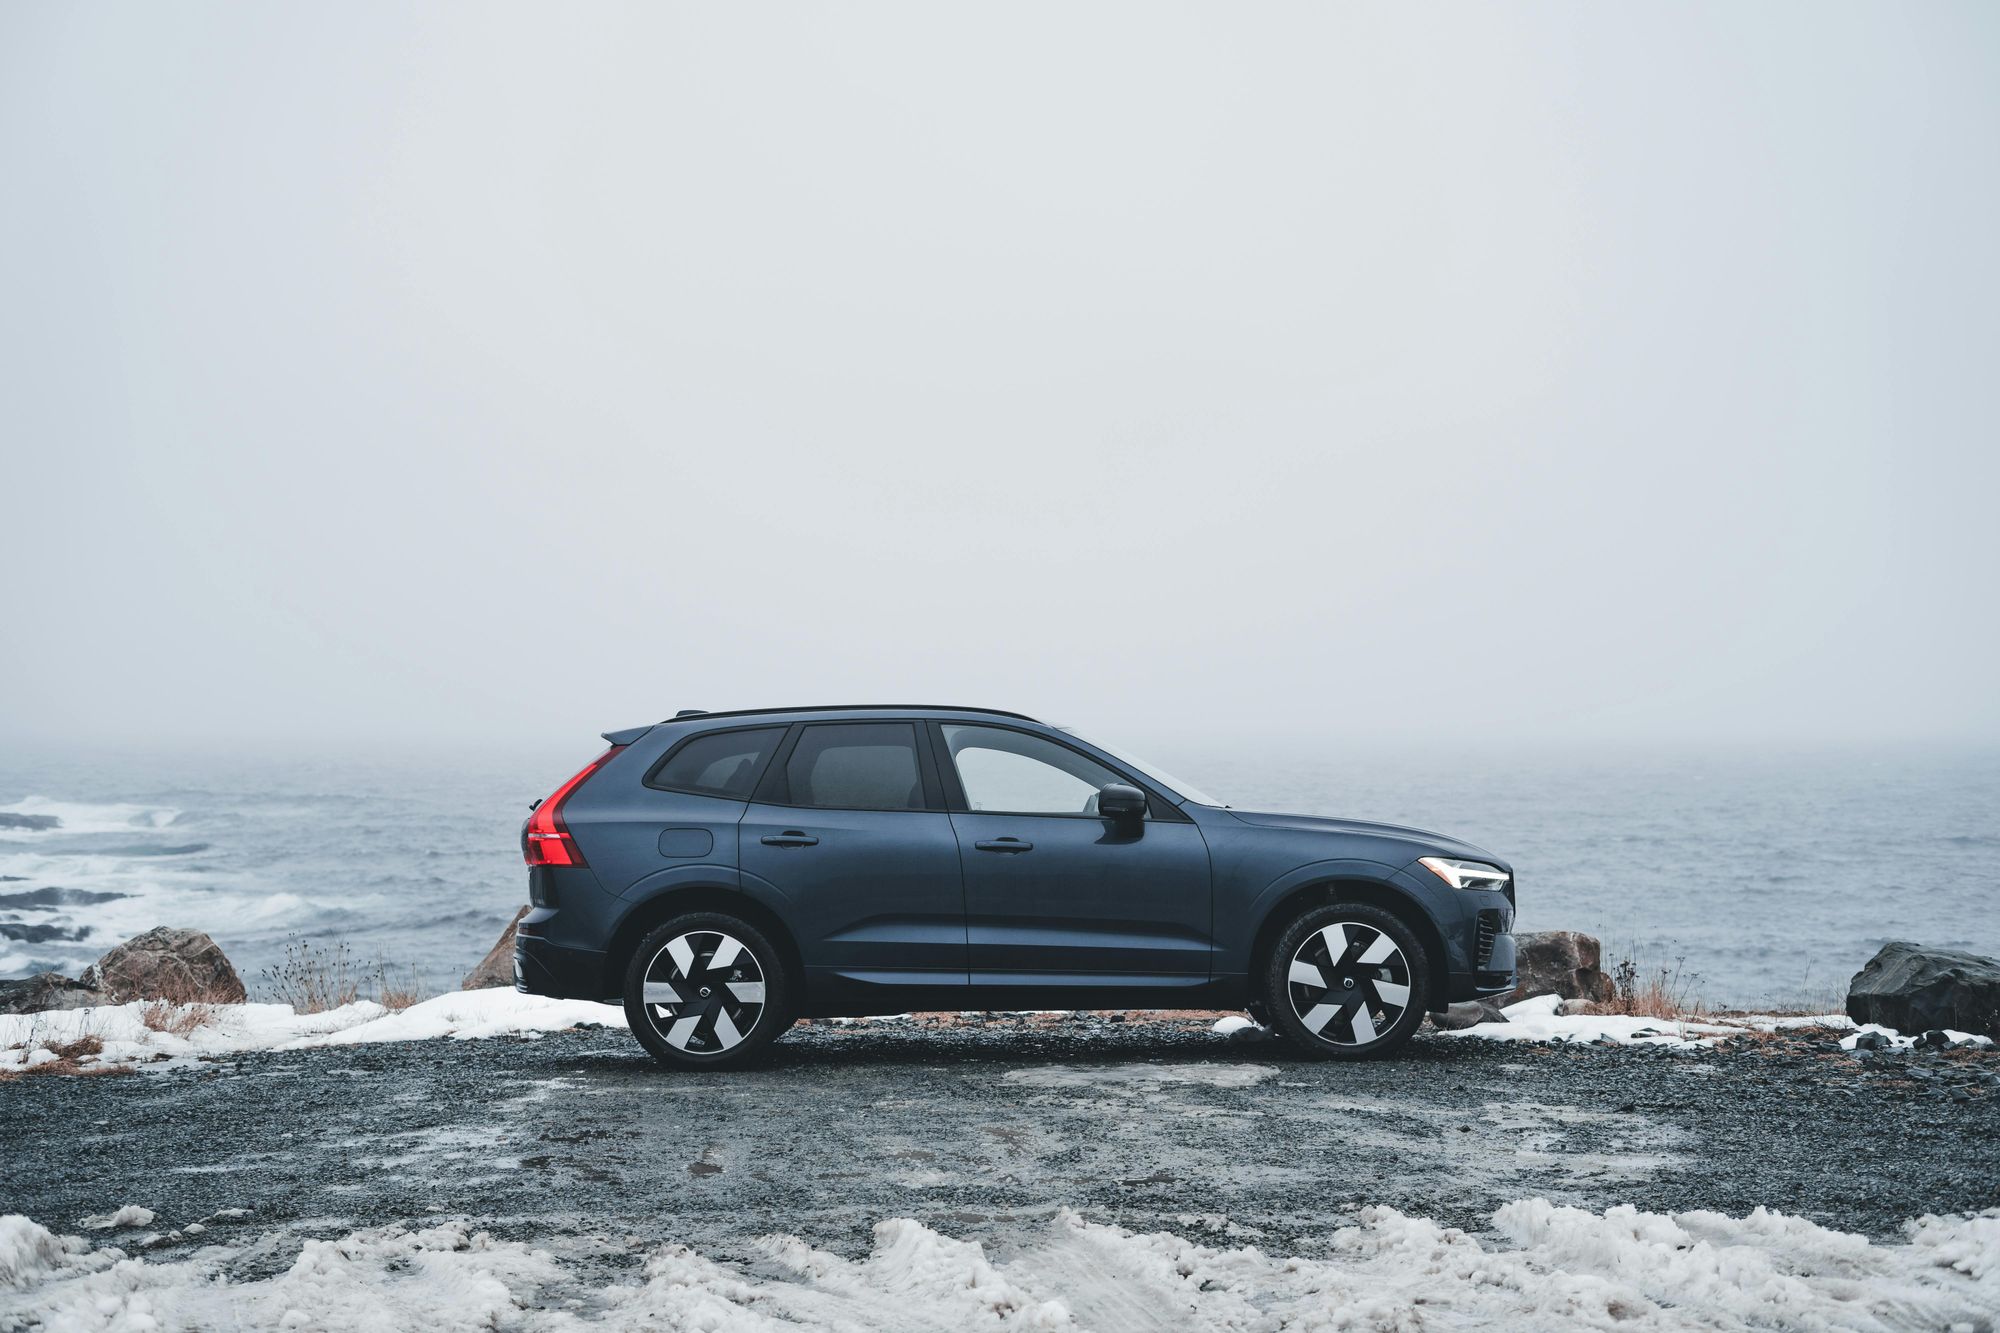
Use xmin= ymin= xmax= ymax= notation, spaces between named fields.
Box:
xmin=1224 ymin=857 xmax=1456 ymax=974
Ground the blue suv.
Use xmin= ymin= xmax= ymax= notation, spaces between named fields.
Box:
xmin=515 ymin=705 xmax=1517 ymax=1067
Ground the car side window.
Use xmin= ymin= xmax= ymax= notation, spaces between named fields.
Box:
xmin=648 ymin=727 xmax=787 ymax=799
xmin=942 ymin=724 xmax=1131 ymax=816
xmin=786 ymin=723 xmax=926 ymax=811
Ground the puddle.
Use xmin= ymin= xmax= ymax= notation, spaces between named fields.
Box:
xmin=1004 ymin=1063 xmax=1275 ymax=1090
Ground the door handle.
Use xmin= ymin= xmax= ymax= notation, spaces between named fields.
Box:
xmin=761 ymin=832 xmax=820 ymax=848
xmin=974 ymin=838 xmax=1033 ymax=853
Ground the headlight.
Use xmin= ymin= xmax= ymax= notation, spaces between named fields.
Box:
xmin=1418 ymin=856 xmax=1510 ymax=891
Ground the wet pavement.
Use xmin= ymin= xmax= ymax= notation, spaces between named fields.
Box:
xmin=4 ymin=1014 xmax=1996 ymax=1272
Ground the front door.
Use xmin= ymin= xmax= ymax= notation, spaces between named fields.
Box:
xmin=933 ymin=722 xmax=1213 ymax=985
xmin=738 ymin=720 xmax=967 ymax=1002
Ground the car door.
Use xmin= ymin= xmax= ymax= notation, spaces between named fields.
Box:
xmin=931 ymin=721 xmax=1213 ymax=985
xmin=738 ymin=720 xmax=969 ymax=1001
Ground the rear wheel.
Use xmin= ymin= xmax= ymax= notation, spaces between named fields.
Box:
xmin=1260 ymin=902 xmax=1429 ymax=1059
xmin=623 ymin=912 xmax=791 ymax=1069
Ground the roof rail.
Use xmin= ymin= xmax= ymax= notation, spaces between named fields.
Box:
xmin=658 ymin=703 xmax=1040 ymax=725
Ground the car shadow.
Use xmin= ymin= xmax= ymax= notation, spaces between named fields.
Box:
xmin=543 ymin=1021 xmax=1479 ymax=1079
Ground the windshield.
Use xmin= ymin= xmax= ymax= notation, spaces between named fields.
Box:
xmin=1057 ymin=729 xmax=1229 ymax=808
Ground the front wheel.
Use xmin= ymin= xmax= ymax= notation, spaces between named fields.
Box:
xmin=623 ymin=912 xmax=792 ymax=1069
xmin=1259 ymin=902 xmax=1429 ymax=1059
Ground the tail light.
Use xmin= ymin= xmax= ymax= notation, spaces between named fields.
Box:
xmin=522 ymin=746 xmax=622 ymax=868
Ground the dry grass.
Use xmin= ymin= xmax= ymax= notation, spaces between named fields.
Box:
xmin=373 ymin=964 xmax=428 ymax=1012
xmin=260 ymin=939 xmax=359 ymax=1014
xmin=45 ymin=1034 xmax=103 ymax=1060
xmin=0 ymin=1032 xmax=131 ymax=1080
xmin=141 ymin=1000 xmax=216 ymax=1037
xmin=1589 ymin=949 xmax=1709 ymax=1021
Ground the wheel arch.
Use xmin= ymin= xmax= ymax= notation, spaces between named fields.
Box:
xmin=602 ymin=885 xmax=805 ymax=1001
xmin=1250 ymin=877 xmax=1450 ymax=1013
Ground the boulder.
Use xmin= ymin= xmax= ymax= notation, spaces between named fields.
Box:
xmin=0 ymin=971 xmax=107 ymax=1015
xmin=1430 ymin=1000 xmax=1506 ymax=1031
xmin=1847 ymin=941 xmax=2000 ymax=1040
xmin=1503 ymin=931 xmax=1615 ymax=1006
xmin=462 ymin=907 xmax=530 ymax=990
xmin=81 ymin=927 xmax=246 ymax=1004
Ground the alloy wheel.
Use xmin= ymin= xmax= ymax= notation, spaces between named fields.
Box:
xmin=1286 ymin=920 xmax=1412 ymax=1046
xmin=639 ymin=930 xmax=766 ymax=1054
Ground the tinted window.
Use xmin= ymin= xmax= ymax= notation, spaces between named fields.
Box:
xmin=942 ymin=724 xmax=1129 ymax=815
xmin=649 ymin=727 xmax=786 ymax=799
xmin=787 ymin=723 xmax=925 ymax=810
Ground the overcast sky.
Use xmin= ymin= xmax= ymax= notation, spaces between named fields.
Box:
xmin=2 ymin=3 xmax=1995 ymax=758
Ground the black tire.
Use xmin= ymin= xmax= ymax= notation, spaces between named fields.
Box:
xmin=623 ymin=912 xmax=792 ymax=1069
xmin=1259 ymin=902 xmax=1429 ymax=1059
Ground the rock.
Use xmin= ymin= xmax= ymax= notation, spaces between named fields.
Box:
xmin=462 ymin=907 xmax=530 ymax=990
xmin=1430 ymin=1000 xmax=1507 ymax=1031
xmin=0 ymin=971 xmax=107 ymax=1015
xmin=81 ymin=927 xmax=246 ymax=1004
xmin=1213 ymin=1014 xmax=1270 ymax=1042
xmin=1846 ymin=941 xmax=2000 ymax=1040
xmin=1503 ymin=931 xmax=1615 ymax=1006
xmin=0 ymin=812 xmax=60 ymax=831
xmin=1852 ymin=1030 xmax=1891 ymax=1051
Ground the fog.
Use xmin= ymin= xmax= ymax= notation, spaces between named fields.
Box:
xmin=3 ymin=3 xmax=1995 ymax=759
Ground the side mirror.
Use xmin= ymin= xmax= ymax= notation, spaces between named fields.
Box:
xmin=1097 ymin=783 xmax=1147 ymax=821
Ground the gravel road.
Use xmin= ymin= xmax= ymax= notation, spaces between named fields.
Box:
xmin=4 ymin=1013 xmax=1997 ymax=1275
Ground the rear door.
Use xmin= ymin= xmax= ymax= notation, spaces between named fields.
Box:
xmin=738 ymin=720 xmax=968 ymax=999
xmin=932 ymin=722 xmax=1213 ymax=986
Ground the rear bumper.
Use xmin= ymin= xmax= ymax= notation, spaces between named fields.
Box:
xmin=514 ymin=929 xmax=607 ymax=1001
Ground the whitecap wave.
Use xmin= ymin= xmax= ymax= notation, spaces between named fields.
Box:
xmin=0 ymin=796 xmax=181 ymax=836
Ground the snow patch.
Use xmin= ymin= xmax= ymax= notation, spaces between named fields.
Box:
xmin=0 ymin=990 xmax=626 ymax=1074
xmin=3 ymin=1202 xmax=1996 ymax=1330
xmin=1437 ymin=998 xmax=1866 ymax=1049
xmin=1841 ymin=1022 xmax=1994 ymax=1051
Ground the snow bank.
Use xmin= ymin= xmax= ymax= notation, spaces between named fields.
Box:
xmin=1438 ymin=995 xmax=1863 ymax=1049
xmin=0 ymin=989 xmax=625 ymax=1073
xmin=3 ymin=1201 xmax=1996 ymax=1330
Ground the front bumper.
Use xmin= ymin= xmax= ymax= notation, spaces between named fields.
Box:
xmin=1452 ymin=902 xmax=1516 ymax=1001
xmin=1473 ymin=930 xmax=1517 ymax=996
xmin=514 ymin=929 xmax=607 ymax=1001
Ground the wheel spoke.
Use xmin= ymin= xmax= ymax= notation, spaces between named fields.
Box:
xmin=1288 ymin=959 xmax=1326 ymax=989
xmin=642 ymin=981 xmax=683 ymax=1006
xmin=711 ymin=1008 xmax=743 ymax=1049
xmin=1301 ymin=1002 xmax=1342 ymax=1034
xmin=727 ymin=980 xmax=766 ymax=1003
xmin=1373 ymin=979 xmax=1410 ymax=1009
xmin=1358 ymin=932 xmax=1397 ymax=965
xmin=666 ymin=935 xmax=697 ymax=979
xmin=1318 ymin=924 xmax=1349 ymax=963
xmin=1349 ymin=1005 xmax=1378 ymax=1043
xmin=708 ymin=936 xmax=743 ymax=974
xmin=664 ymin=1014 xmax=703 ymax=1050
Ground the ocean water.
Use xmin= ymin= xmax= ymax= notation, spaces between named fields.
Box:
xmin=1 ymin=743 xmax=1994 ymax=1009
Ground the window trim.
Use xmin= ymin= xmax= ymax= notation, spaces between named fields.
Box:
xmin=751 ymin=719 xmax=946 ymax=813
xmin=924 ymin=720 xmax=1189 ymax=822
xmin=641 ymin=723 xmax=792 ymax=800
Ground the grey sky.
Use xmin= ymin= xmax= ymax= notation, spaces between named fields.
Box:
xmin=3 ymin=3 xmax=1995 ymax=756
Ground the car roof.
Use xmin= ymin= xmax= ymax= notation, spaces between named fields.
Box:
xmin=660 ymin=704 xmax=1041 ymax=725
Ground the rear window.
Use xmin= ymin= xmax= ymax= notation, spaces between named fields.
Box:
xmin=784 ymin=722 xmax=925 ymax=810
xmin=647 ymin=727 xmax=786 ymax=799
